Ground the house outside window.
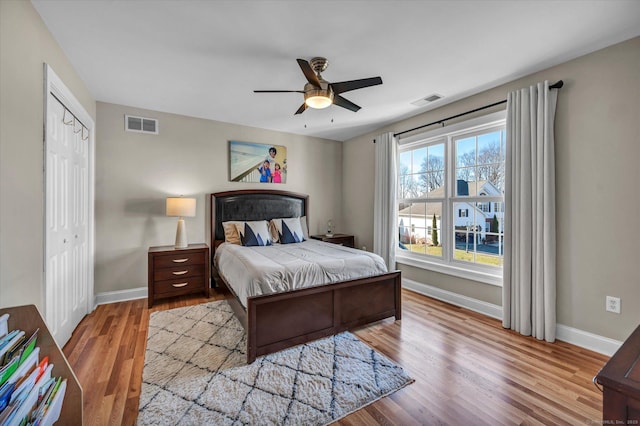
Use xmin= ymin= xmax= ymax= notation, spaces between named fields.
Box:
xmin=396 ymin=112 xmax=506 ymax=285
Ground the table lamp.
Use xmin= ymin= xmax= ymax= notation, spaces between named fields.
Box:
xmin=166 ymin=197 xmax=196 ymax=248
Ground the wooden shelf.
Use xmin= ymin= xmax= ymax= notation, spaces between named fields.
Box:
xmin=0 ymin=304 xmax=83 ymax=424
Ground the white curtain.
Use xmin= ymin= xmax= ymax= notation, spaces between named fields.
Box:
xmin=373 ymin=132 xmax=398 ymax=270
xmin=503 ymin=81 xmax=558 ymax=342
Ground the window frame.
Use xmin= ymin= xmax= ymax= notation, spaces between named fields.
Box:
xmin=396 ymin=111 xmax=506 ymax=286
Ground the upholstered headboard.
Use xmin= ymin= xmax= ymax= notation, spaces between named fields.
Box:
xmin=209 ymin=189 xmax=309 ymax=251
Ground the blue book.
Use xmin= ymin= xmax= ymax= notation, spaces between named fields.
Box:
xmin=0 ymin=380 xmax=15 ymax=411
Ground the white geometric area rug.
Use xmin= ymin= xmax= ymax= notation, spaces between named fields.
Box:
xmin=138 ymin=300 xmax=413 ymax=425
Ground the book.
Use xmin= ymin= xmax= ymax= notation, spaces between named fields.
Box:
xmin=0 ymin=381 xmax=15 ymax=411
xmin=0 ymin=331 xmax=24 ymax=364
xmin=0 ymin=357 xmax=19 ymax=387
xmin=0 ymin=314 xmax=8 ymax=338
xmin=0 ymin=331 xmax=19 ymax=357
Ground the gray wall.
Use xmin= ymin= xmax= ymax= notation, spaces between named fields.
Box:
xmin=0 ymin=0 xmax=96 ymax=309
xmin=343 ymin=36 xmax=640 ymax=341
xmin=95 ymin=102 xmax=343 ymax=294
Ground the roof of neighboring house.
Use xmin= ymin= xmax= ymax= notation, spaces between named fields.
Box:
xmin=398 ymin=202 xmax=442 ymax=218
xmin=401 ymin=180 xmax=499 ymax=199
xmin=398 ymin=180 xmax=500 ymax=218
xmin=460 ymin=180 xmax=498 ymax=196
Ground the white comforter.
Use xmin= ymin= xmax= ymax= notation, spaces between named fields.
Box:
xmin=214 ymin=239 xmax=388 ymax=307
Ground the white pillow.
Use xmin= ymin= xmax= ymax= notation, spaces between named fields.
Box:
xmin=300 ymin=216 xmax=309 ymax=240
xmin=235 ymin=221 xmax=272 ymax=246
xmin=271 ymin=218 xmax=305 ymax=244
xmin=222 ymin=221 xmax=243 ymax=245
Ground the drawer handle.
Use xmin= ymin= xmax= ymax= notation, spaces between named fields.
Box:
xmin=172 ymin=282 xmax=188 ymax=288
xmin=172 ymin=270 xmax=189 ymax=275
xmin=172 ymin=258 xmax=189 ymax=263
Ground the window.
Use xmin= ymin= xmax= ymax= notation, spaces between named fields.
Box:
xmin=478 ymin=202 xmax=491 ymax=213
xmin=396 ymin=112 xmax=506 ymax=285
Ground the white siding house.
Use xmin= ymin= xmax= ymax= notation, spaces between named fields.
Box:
xmin=399 ymin=180 xmax=504 ymax=246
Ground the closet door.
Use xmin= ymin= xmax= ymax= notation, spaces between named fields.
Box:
xmin=45 ymin=94 xmax=89 ymax=346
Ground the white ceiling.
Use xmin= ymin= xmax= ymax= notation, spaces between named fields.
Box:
xmin=32 ymin=0 xmax=640 ymax=141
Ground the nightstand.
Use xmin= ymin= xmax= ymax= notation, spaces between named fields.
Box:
xmin=148 ymin=243 xmax=210 ymax=308
xmin=310 ymin=233 xmax=355 ymax=248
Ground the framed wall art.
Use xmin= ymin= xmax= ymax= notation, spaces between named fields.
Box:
xmin=229 ymin=141 xmax=287 ymax=184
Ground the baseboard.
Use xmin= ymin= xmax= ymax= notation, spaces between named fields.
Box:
xmin=402 ymin=278 xmax=622 ymax=356
xmin=402 ymin=278 xmax=503 ymax=319
xmin=94 ymin=287 xmax=148 ymax=307
xmin=556 ymin=324 xmax=622 ymax=356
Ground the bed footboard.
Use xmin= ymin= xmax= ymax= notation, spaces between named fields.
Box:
xmin=246 ymin=271 xmax=401 ymax=363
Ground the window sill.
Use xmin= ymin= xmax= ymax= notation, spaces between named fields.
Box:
xmin=395 ymin=253 xmax=503 ymax=287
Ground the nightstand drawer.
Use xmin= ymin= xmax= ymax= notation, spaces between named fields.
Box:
xmin=154 ymin=277 xmax=204 ymax=296
xmin=153 ymin=264 xmax=204 ymax=281
xmin=153 ymin=251 xmax=205 ymax=268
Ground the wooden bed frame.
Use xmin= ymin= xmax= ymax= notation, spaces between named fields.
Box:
xmin=209 ymin=189 xmax=401 ymax=363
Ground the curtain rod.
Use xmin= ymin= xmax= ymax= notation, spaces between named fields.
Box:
xmin=386 ymin=80 xmax=564 ymax=139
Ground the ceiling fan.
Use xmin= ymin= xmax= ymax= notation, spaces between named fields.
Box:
xmin=254 ymin=57 xmax=383 ymax=115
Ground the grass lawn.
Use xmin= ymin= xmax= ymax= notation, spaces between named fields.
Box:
xmin=403 ymin=244 xmax=503 ymax=267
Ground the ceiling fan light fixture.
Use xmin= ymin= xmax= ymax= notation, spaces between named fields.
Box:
xmin=304 ymin=89 xmax=334 ymax=109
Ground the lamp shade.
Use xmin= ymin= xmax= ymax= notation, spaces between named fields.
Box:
xmin=166 ymin=197 xmax=196 ymax=217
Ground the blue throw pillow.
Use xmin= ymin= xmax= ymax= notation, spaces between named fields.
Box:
xmin=235 ymin=221 xmax=272 ymax=247
xmin=271 ymin=218 xmax=305 ymax=244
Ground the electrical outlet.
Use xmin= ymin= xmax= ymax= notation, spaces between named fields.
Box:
xmin=606 ymin=296 xmax=621 ymax=314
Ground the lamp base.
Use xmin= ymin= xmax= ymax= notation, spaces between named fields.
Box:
xmin=175 ymin=218 xmax=188 ymax=249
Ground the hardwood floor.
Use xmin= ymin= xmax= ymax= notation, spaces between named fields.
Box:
xmin=63 ymin=288 xmax=608 ymax=425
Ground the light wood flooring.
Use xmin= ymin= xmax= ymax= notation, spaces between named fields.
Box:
xmin=63 ymin=288 xmax=609 ymax=425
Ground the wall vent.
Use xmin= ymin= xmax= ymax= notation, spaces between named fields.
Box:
xmin=125 ymin=115 xmax=159 ymax=134
xmin=411 ymin=93 xmax=443 ymax=107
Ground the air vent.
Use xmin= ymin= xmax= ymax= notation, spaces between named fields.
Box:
xmin=411 ymin=93 xmax=443 ymax=107
xmin=125 ymin=115 xmax=158 ymax=134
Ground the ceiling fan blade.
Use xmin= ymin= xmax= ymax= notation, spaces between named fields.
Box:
xmin=330 ymin=77 xmax=383 ymax=95
xmin=296 ymin=59 xmax=321 ymax=88
xmin=254 ymin=90 xmax=304 ymax=93
xmin=294 ymin=103 xmax=307 ymax=115
xmin=333 ymin=95 xmax=361 ymax=112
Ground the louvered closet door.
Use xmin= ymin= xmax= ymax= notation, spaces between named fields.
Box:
xmin=45 ymin=94 xmax=89 ymax=346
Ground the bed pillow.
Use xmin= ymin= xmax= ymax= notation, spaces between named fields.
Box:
xmin=300 ymin=216 xmax=309 ymax=240
xmin=235 ymin=220 xmax=272 ymax=247
xmin=222 ymin=221 xmax=243 ymax=245
xmin=269 ymin=217 xmax=308 ymax=243
xmin=268 ymin=220 xmax=279 ymax=243
xmin=271 ymin=218 xmax=305 ymax=244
